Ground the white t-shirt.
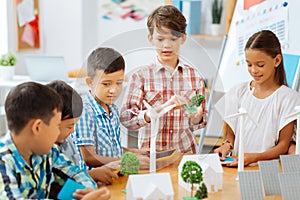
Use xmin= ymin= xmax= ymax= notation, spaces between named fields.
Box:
xmin=215 ymin=81 xmax=300 ymax=155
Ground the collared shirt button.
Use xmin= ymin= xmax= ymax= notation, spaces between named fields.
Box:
xmin=170 ymin=130 xmax=173 ymax=133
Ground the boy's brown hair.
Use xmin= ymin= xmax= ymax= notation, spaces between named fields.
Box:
xmin=147 ymin=5 xmax=187 ymax=37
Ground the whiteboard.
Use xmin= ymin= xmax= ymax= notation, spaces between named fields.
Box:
xmin=205 ymin=0 xmax=300 ymax=138
xmin=215 ymin=0 xmax=300 ymax=93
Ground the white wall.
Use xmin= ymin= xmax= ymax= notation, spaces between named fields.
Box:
xmin=7 ymin=0 xmax=223 ymax=80
xmin=8 ymin=0 xmax=87 ymax=75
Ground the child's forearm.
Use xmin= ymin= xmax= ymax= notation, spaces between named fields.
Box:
xmin=80 ymin=146 xmax=120 ymax=168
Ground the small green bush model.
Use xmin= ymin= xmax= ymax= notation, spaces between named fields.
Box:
xmin=183 ymin=94 xmax=205 ymax=114
xmin=0 ymin=51 xmax=17 ymax=66
xmin=190 ymin=94 xmax=205 ymax=107
xmin=120 ymin=152 xmax=140 ymax=176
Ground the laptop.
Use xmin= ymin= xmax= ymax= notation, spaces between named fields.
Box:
xmin=25 ymin=55 xmax=70 ymax=82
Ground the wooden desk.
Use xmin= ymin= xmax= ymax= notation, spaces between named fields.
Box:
xmin=106 ymin=155 xmax=282 ymax=200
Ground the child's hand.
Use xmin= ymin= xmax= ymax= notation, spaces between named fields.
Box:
xmin=214 ymin=145 xmax=230 ymax=160
xmin=163 ymin=94 xmax=188 ymax=110
xmin=80 ymin=187 xmax=111 ymax=200
xmin=73 ymin=187 xmax=93 ymax=199
xmin=128 ymin=148 xmax=149 ymax=155
xmin=136 ymin=154 xmax=150 ymax=170
xmin=90 ymin=166 xmax=118 ymax=185
xmin=225 ymin=153 xmax=259 ymax=167
xmin=185 ymin=106 xmax=204 ymax=125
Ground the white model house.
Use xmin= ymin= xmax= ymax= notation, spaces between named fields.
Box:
xmin=126 ymin=172 xmax=174 ymax=200
xmin=178 ymin=154 xmax=223 ymax=192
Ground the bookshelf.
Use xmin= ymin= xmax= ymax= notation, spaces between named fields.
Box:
xmin=165 ymin=0 xmax=237 ymax=37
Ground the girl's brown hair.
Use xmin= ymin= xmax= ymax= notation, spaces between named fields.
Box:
xmin=245 ymin=30 xmax=287 ymax=86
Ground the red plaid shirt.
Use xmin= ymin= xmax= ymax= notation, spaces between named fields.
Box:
xmin=120 ymin=59 xmax=207 ymax=153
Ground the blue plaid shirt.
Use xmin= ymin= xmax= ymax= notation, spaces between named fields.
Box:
xmin=0 ymin=134 xmax=96 ymax=199
xmin=73 ymin=92 xmax=123 ymax=168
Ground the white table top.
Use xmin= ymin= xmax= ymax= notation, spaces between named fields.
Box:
xmin=0 ymin=75 xmax=89 ymax=95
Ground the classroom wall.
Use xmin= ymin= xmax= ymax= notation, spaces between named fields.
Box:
xmin=7 ymin=0 xmax=222 ymax=81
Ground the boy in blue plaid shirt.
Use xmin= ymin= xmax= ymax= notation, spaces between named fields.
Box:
xmin=0 ymin=82 xmax=102 ymax=199
xmin=73 ymin=47 xmax=149 ymax=169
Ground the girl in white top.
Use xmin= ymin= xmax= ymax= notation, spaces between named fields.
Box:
xmin=214 ymin=30 xmax=300 ymax=166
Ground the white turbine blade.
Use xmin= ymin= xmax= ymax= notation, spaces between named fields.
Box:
xmin=238 ymin=107 xmax=247 ymax=114
xmin=143 ymin=100 xmax=159 ymax=118
xmin=157 ymin=104 xmax=176 ymax=117
xmin=143 ymin=100 xmax=152 ymax=110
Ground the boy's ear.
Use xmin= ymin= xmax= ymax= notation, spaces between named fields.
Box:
xmin=148 ymin=34 xmax=153 ymax=44
xmin=31 ymin=119 xmax=42 ymax=136
xmin=86 ymin=77 xmax=92 ymax=87
xmin=181 ymin=33 xmax=187 ymax=44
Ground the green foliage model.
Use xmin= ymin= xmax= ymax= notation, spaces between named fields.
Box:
xmin=120 ymin=152 xmax=140 ymax=176
xmin=195 ymin=183 xmax=208 ymax=199
xmin=183 ymin=94 xmax=205 ymax=114
xmin=190 ymin=94 xmax=205 ymax=107
xmin=181 ymin=161 xmax=208 ymax=199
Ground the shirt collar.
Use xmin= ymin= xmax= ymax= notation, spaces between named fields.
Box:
xmin=3 ymin=134 xmax=43 ymax=173
xmin=86 ymin=92 xmax=112 ymax=116
xmin=153 ymin=57 xmax=186 ymax=73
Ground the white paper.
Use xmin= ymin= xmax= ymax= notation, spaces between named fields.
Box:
xmin=17 ymin=0 xmax=35 ymax=27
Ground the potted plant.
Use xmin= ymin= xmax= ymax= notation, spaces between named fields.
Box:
xmin=0 ymin=51 xmax=17 ymax=80
xmin=211 ymin=0 xmax=223 ymax=36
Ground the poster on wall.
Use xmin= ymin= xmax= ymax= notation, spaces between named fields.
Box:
xmin=15 ymin=0 xmax=40 ymax=51
xmin=236 ymin=0 xmax=289 ymax=64
xmin=99 ymin=0 xmax=163 ymax=21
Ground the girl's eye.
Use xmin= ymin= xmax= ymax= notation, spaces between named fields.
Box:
xmin=102 ymin=83 xmax=110 ymax=86
xmin=158 ymin=39 xmax=163 ymax=42
xmin=257 ymin=65 xmax=264 ymax=68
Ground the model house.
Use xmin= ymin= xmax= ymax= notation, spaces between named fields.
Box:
xmin=126 ymin=172 xmax=174 ymax=200
xmin=178 ymin=154 xmax=223 ymax=192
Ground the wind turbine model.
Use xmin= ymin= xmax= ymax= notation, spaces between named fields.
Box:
xmin=143 ymin=100 xmax=176 ymax=174
xmin=284 ymin=106 xmax=300 ymax=154
xmin=224 ymin=107 xmax=258 ymax=177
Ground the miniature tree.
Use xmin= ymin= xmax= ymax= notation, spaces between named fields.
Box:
xmin=181 ymin=160 xmax=208 ymax=200
xmin=183 ymin=94 xmax=205 ymax=114
xmin=120 ymin=152 xmax=140 ymax=176
xmin=190 ymin=94 xmax=205 ymax=107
